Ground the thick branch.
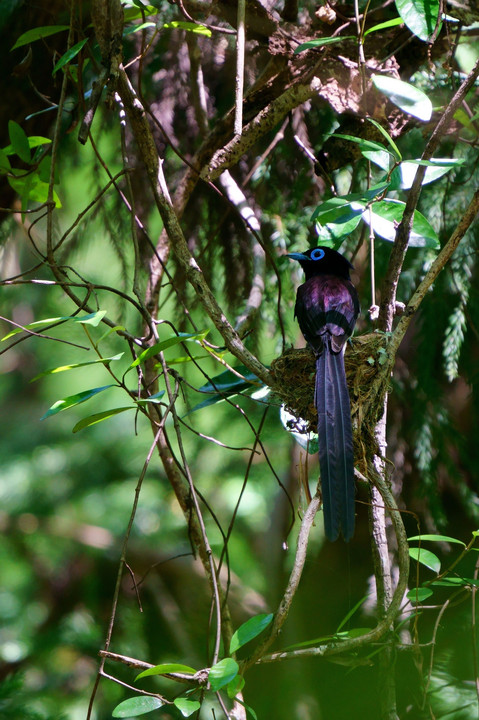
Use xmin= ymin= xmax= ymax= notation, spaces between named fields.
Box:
xmin=201 ymin=77 xmax=322 ymax=181
xmin=116 ymin=66 xmax=271 ymax=386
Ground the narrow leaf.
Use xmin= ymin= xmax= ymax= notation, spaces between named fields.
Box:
xmin=163 ymin=21 xmax=212 ymax=36
xmin=329 ymin=132 xmax=388 ymax=153
xmin=1 ymin=310 xmax=107 ymax=341
xmin=361 ymin=149 xmax=391 ymax=171
xmin=365 ymin=117 xmax=402 ymax=160
xmin=173 ymin=698 xmax=201 ymax=717
xmin=52 ymin=38 xmax=89 ymax=74
xmin=11 ymin=25 xmax=69 ymax=50
xmin=41 ymin=385 xmax=114 ymax=420
xmin=32 ymin=353 xmax=123 ymax=381
xmin=230 ymin=614 xmax=273 ymax=653
xmin=130 ymin=331 xmax=208 ymax=368
xmin=123 ymin=22 xmax=156 ymax=36
xmin=372 ymin=74 xmax=432 ymax=121
xmin=136 ymin=390 xmax=166 ymax=406
xmin=409 ymin=547 xmax=441 ymax=573
xmin=364 ymin=17 xmax=404 ymax=36
xmin=8 ymin=121 xmax=31 ymax=163
xmin=408 ymin=534 xmax=465 ymax=546
xmin=208 ymin=658 xmax=239 ymax=692
xmin=136 ymin=663 xmax=197 ymax=681
xmin=294 ymin=36 xmax=355 ymax=53
xmin=112 ymin=696 xmax=163 ymax=718
xmin=72 ymin=407 xmax=133 ymax=432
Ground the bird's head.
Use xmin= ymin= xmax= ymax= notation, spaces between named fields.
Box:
xmin=286 ymin=246 xmax=353 ymax=280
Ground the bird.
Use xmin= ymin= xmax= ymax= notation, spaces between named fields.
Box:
xmin=287 ymin=246 xmax=360 ymax=541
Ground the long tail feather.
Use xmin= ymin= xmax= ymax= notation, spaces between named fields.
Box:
xmin=315 ymin=343 xmax=355 ymax=541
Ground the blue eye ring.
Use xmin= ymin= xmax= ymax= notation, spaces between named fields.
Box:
xmin=310 ymin=248 xmax=325 ymax=261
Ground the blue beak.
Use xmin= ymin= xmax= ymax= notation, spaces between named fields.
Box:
xmin=286 ymin=252 xmax=309 ymax=262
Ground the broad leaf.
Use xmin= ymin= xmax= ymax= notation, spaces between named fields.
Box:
xmin=372 ymin=75 xmax=432 ymax=121
xmin=227 ymin=674 xmax=246 ymax=699
xmin=8 ymin=172 xmax=62 ymax=208
xmin=407 ymin=587 xmax=434 ymax=602
xmin=396 ymin=158 xmax=463 ymax=189
xmin=173 ymin=698 xmax=201 ymax=717
xmin=72 ymin=407 xmax=133 ymax=433
xmin=362 ymin=149 xmax=391 ymax=171
xmin=294 ymin=36 xmax=355 ymax=53
xmin=11 ymin=25 xmax=69 ymax=50
xmin=280 ymin=406 xmax=318 ymax=454
xmin=112 ymin=695 xmax=163 ymax=717
xmin=41 ymin=385 xmax=115 ymax=420
xmin=395 ymin=0 xmax=440 ymax=42
xmin=136 ymin=663 xmax=196 ymax=681
xmin=357 ymin=199 xmax=439 ymax=248
xmin=208 ymin=658 xmax=239 ymax=691
xmin=409 ymin=547 xmax=441 ymax=573
xmin=8 ymin=121 xmax=31 ymax=163
xmin=0 ymin=148 xmax=11 ymax=172
xmin=3 ymin=135 xmax=51 ymax=156
xmin=312 ymin=182 xmax=390 ymax=221
xmin=230 ymin=613 xmax=273 ymax=653
xmin=52 ymin=38 xmax=89 ymax=74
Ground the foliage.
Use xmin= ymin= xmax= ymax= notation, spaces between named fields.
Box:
xmin=0 ymin=0 xmax=479 ymax=718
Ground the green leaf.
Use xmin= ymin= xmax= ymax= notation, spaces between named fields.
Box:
xmin=11 ymin=25 xmax=69 ymax=50
xmin=163 ymin=21 xmax=212 ymax=36
xmin=230 ymin=613 xmax=273 ymax=654
xmin=0 ymin=148 xmax=11 ymax=172
xmin=365 ymin=117 xmax=402 ymax=160
xmin=227 ymin=674 xmax=245 ymax=699
xmin=407 ymin=587 xmax=434 ymax=602
xmin=136 ymin=663 xmax=197 ymax=681
xmin=294 ymin=35 xmax=355 ymax=53
xmin=8 ymin=172 xmax=61 ymax=208
xmin=112 ymin=695 xmax=163 ymax=717
xmin=3 ymin=136 xmax=52 ymax=156
xmin=397 ymin=158 xmax=463 ymax=189
xmin=329 ymin=133 xmax=388 ymax=154
xmin=431 ymin=577 xmax=479 ymax=587
xmin=395 ymin=0 xmax=440 ymax=41
xmin=186 ymin=366 xmax=259 ymax=415
xmin=208 ymin=658 xmax=239 ymax=692
xmin=407 ymin=533 xmax=466 ymax=546
xmin=372 ymin=74 xmax=432 ymax=121
xmin=31 ymin=353 xmax=124 ymax=381
xmin=72 ymin=407 xmax=133 ymax=433
xmin=312 ymin=182 xmax=390 ymax=221
xmin=136 ymin=390 xmax=166 ymax=405
xmin=357 ymin=199 xmax=439 ymax=248
xmin=173 ymin=698 xmax=201 ymax=717
xmin=361 ymin=149 xmax=391 ymax=171
xmin=124 ymin=21 xmax=157 ymax=36
xmin=52 ymin=38 xmax=89 ymax=74
xmin=363 ymin=17 xmax=404 ymax=36
xmin=1 ymin=311 xmax=106 ymax=341
xmin=336 ymin=594 xmax=369 ymax=632
xmin=409 ymin=547 xmax=441 ymax=573
xmin=130 ymin=331 xmax=208 ymax=368
xmin=41 ymin=385 xmax=115 ymax=420
xmin=8 ymin=121 xmax=31 ymax=163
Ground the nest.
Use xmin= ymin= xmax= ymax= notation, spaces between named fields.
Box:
xmin=270 ymin=333 xmax=389 ymax=472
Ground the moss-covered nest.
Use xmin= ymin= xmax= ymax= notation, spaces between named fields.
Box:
xmin=270 ymin=333 xmax=388 ymax=471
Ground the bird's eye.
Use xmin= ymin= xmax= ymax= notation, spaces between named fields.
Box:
xmin=310 ymin=248 xmax=325 ymax=261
